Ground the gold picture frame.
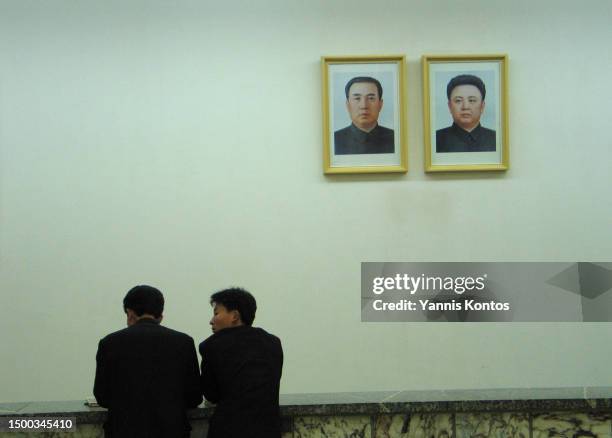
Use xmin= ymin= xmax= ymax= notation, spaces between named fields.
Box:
xmin=422 ymin=54 xmax=509 ymax=172
xmin=322 ymin=55 xmax=407 ymax=174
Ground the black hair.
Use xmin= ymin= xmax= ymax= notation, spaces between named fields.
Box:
xmin=446 ymin=74 xmax=486 ymax=101
xmin=344 ymin=76 xmax=383 ymax=100
xmin=210 ymin=287 xmax=257 ymax=326
xmin=123 ymin=285 xmax=164 ymax=318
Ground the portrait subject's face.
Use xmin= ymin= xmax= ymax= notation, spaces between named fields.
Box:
xmin=346 ymin=82 xmax=383 ymax=132
xmin=448 ymin=84 xmax=485 ymax=131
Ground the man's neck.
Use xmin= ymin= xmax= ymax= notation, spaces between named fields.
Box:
xmin=353 ymin=122 xmax=377 ymax=133
xmin=456 ymin=122 xmax=480 ymax=133
xmin=135 ymin=314 xmax=161 ymax=323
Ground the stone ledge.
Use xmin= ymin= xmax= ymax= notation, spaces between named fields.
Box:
xmin=1 ymin=387 xmax=611 ymax=424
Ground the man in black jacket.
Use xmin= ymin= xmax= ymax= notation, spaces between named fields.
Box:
xmin=334 ymin=76 xmax=395 ymax=155
xmin=94 ymin=285 xmax=202 ymax=438
xmin=436 ymin=74 xmax=496 ymax=153
xmin=200 ymin=288 xmax=283 ymax=438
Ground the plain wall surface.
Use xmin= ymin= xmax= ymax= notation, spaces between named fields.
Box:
xmin=1 ymin=0 xmax=611 ymax=403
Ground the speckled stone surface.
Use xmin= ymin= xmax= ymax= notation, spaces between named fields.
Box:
xmin=407 ymin=414 xmax=453 ymax=438
xmin=375 ymin=413 xmax=453 ymax=438
xmin=532 ymin=412 xmax=612 ymax=438
xmin=2 ymin=387 xmax=612 ymax=437
xmin=294 ymin=415 xmax=371 ymax=438
xmin=456 ymin=412 xmax=529 ymax=438
xmin=375 ymin=415 xmax=409 ymax=437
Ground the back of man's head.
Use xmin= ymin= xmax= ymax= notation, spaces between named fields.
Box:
xmin=123 ymin=285 xmax=164 ymax=318
xmin=210 ymin=287 xmax=257 ymax=326
xmin=446 ymin=74 xmax=486 ymax=101
xmin=344 ymin=76 xmax=383 ymax=100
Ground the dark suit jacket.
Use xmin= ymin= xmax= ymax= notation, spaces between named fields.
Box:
xmin=200 ymin=326 xmax=283 ymax=438
xmin=94 ymin=319 xmax=202 ymax=438
xmin=436 ymin=123 xmax=496 ymax=152
xmin=334 ymin=123 xmax=395 ymax=155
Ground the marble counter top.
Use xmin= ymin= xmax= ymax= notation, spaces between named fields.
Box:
xmin=1 ymin=387 xmax=611 ymax=424
xmin=276 ymin=387 xmax=612 ymax=416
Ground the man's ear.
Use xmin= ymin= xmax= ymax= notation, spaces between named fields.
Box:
xmin=126 ymin=308 xmax=137 ymax=326
xmin=231 ymin=310 xmax=242 ymax=324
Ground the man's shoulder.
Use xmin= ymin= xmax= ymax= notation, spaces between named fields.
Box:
xmin=99 ymin=326 xmax=130 ymax=344
xmin=377 ymin=125 xmax=394 ymax=135
xmin=334 ymin=125 xmax=355 ymax=154
xmin=199 ymin=328 xmax=233 ymax=354
xmin=475 ymin=126 xmax=496 ymax=151
xmin=334 ymin=125 xmax=352 ymax=143
xmin=480 ymin=126 xmax=496 ymax=137
xmin=436 ymin=126 xmax=457 ymax=152
xmin=435 ymin=126 xmax=456 ymax=151
xmin=334 ymin=125 xmax=352 ymax=136
xmin=255 ymin=326 xmax=281 ymax=340
xmin=375 ymin=125 xmax=395 ymax=149
xmin=157 ymin=325 xmax=195 ymax=342
xmin=199 ymin=326 xmax=281 ymax=352
xmin=247 ymin=327 xmax=282 ymax=347
xmin=436 ymin=126 xmax=454 ymax=137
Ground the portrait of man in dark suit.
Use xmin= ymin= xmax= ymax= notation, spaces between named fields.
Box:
xmin=436 ymin=74 xmax=496 ymax=153
xmin=334 ymin=76 xmax=395 ymax=155
xmin=94 ymin=285 xmax=202 ymax=438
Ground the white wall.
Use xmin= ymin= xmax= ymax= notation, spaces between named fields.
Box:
xmin=1 ymin=0 xmax=611 ymax=403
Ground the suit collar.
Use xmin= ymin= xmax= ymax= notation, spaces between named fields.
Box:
xmin=349 ymin=122 xmax=382 ymax=141
xmin=135 ymin=317 xmax=160 ymax=325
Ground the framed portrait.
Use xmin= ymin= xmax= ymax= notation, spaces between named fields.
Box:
xmin=422 ymin=54 xmax=509 ymax=172
xmin=322 ymin=55 xmax=407 ymax=174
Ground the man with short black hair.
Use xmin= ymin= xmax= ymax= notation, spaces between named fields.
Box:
xmin=436 ymin=74 xmax=496 ymax=153
xmin=199 ymin=287 xmax=283 ymax=438
xmin=94 ymin=285 xmax=202 ymax=438
xmin=334 ymin=76 xmax=395 ymax=155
